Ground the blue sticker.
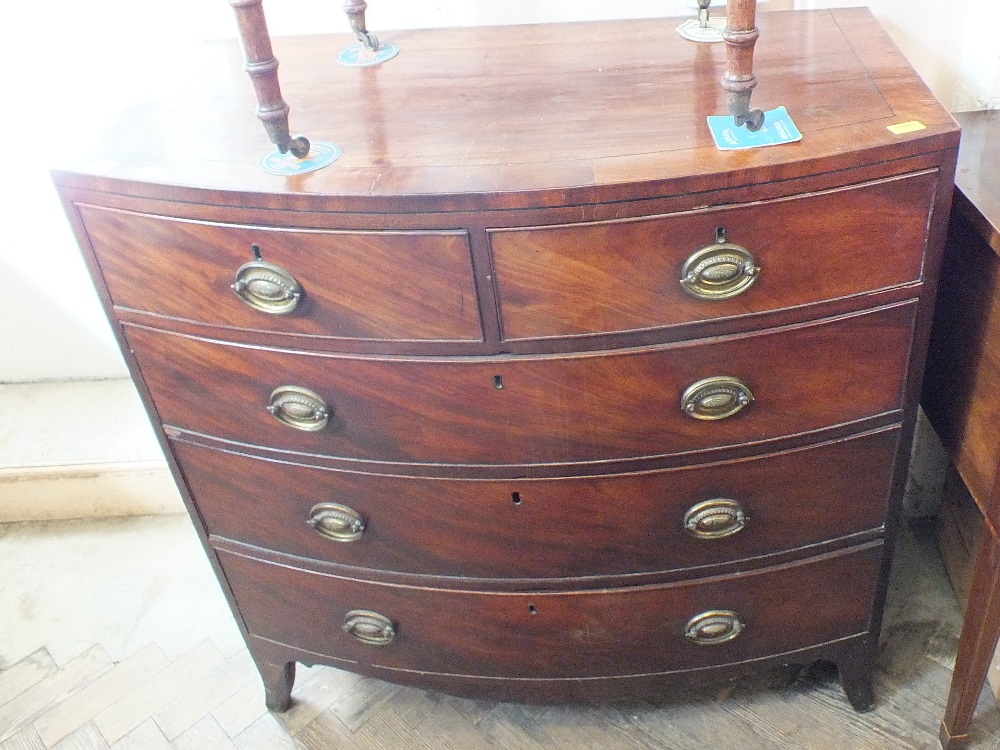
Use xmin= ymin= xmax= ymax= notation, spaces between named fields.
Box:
xmin=338 ymin=41 xmax=400 ymax=67
xmin=260 ymin=140 xmax=341 ymax=176
xmin=707 ymin=106 xmax=802 ymax=150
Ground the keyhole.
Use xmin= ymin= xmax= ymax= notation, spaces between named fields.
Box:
xmin=251 ymin=243 xmax=263 ymax=260
xmin=528 ymin=604 xmax=538 ymax=616
xmin=511 ymin=492 xmax=522 ymax=506
xmin=714 ymin=226 xmax=727 ymax=245
xmin=493 ymin=375 xmax=504 ymax=390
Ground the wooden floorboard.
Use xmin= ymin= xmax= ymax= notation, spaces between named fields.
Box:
xmin=3 ymin=522 xmax=1000 ymax=749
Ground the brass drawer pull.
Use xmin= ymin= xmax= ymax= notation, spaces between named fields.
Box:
xmin=343 ymin=610 xmax=396 ymax=646
xmin=685 ymin=610 xmax=745 ymax=645
xmin=267 ymin=386 xmax=330 ymax=431
xmin=680 ymin=227 xmax=760 ymax=300
xmin=232 ymin=259 xmax=302 ymax=315
xmin=684 ymin=499 xmax=748 ymax=539
xmin=681 ymin=376 xmax=753 ymax=420
xmin=308 ymin=503 xmax=366 ymax=542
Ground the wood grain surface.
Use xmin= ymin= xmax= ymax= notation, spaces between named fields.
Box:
xmin=50 ymin=9 xmax=959 ymax=212
xmin=174 ymin=427 xmax=898 ymax=583
xmin=491 ymin=171 xmax=936 ymax=340
xmin=124 ymin=302 xmax=916 ymax=468
xmin=79 ymin=204 xmax=483 ymax=343
xmin=218 ymin=543 xmax=881 ymax=681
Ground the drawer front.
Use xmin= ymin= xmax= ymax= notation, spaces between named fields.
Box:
xmin=178 ymin=429 xmax=898 ymax=579
xmin=217 ymin=543 xmax=881 ymax=678
xmin=76 ymin=204 xmax=482 ymax=342
xmin=128 ymin=302 xmax=915 ymax=466
xmin=491 ymin=171 xmax=937 ymax=339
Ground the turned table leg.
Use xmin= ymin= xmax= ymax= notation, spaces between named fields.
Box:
xmin=229 ymin=0 xmax=310 ymax=157
xmin=941 ymin=519 xmax=1000 ymax=749
xmin=722 ymin=0 xmax=764 ymax=131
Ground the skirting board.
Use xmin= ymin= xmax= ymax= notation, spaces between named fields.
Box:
xmin=0 ymin=379 xmax=183 ymax=522
xmin=0 ymin=461 xmax=183 ymax=522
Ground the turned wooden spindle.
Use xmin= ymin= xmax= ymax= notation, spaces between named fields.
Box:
xmin=722 ymin=0 xmax=765 ymax=131
xmin=344 ymin=0 xmax=379 ymax=51
xmin=229 ymin=0 xmax=310 ymax=157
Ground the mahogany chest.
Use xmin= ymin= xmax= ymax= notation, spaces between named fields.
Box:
xmin=53 ymin=9 xmax=959 ymax=711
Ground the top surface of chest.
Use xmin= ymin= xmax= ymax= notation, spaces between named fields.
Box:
xmin=54 ymin=8 xmax=958 ymax=212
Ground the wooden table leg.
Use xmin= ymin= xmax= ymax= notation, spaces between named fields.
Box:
xmin=722 ymin=0 xmax=764 ymax=131
xmin=229 ymin=0 xmax=310 ymax=157
xmin=941 ymin=519 xmax=1000 ymax=749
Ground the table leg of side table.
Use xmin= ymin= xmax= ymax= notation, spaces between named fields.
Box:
xmin=941 ymin=519 xmax=1000 ymax=749
xmin=228 ymin=0 xmax=311 ymax=158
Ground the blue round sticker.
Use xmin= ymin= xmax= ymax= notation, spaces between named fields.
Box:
xmin=338 ymin=41 xmax=399 ymax=67
xmin=260 ymin=140 xmax=341 ymax=176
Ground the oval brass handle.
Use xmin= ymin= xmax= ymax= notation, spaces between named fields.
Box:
xmin=342 ymin=610 xmax=396 ymax=646
xmin=685 ymin=610 xmax=745 ymax=645
xmin=684 ymin=498 xmax=748 ymax=540
xmin=308 ymin=503 xmax=366 ymax=542
xmin=681 ymin=376 xmax=753 ymax=421
xmin=680 ymin=228 xmax=760 ymax=300
xmin=232 ymin=259 xmax=302 ymax=315
xmin=267 ymin=386 xmax=330 ymax=431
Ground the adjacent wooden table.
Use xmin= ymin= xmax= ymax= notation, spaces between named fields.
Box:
xmin=923 ymin=109 xmax=1000 ymax=749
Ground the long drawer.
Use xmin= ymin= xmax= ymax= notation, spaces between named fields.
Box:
xmin=127 ymin=302 xmax=916 ymax=466
xmin=217 ymin=542 xmax=881 ymax=679
xmin=178 ymin=428 xmax=898 ymax=580
xmin=76 ymin=204 xmax=482 ymax=343
xmin=491 ymin=171 xmax=937 ymax=339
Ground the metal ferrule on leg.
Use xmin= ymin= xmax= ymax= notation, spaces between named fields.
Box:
xmin=344 ymin=0 xmax=379 ymax=51
xmin=698 ymin=0 xmax=712 ymax=28
xmin=722 ymin=0 xmax=765 ymax=131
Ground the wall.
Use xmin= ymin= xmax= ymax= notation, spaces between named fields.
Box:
xmin=2 ymin=0 xmax=996 ymax=383
xmin=794 ymin=0 xmax=1000 ymax=111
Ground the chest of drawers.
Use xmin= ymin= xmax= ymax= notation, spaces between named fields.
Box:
xmin=53 ymin=9 xmax=959 ymax=712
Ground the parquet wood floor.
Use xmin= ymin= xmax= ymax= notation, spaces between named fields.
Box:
xmin=2 ymin=521 xmax=999 ymax=750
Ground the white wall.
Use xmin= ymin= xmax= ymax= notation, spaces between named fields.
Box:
xmin=1 ymin=0 xmax=995 ymax=383
xmin=794 ymin=0 xmax=1000 ymax=110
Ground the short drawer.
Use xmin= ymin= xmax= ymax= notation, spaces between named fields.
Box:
xmin=177 ymin=429 xmax=898 ymax=580
xmin=127 ymin=301 xmax=916 ymax=466
xmin=491 ymin=171 xmax=937 ymax=339
xmin=76 ymin=204 xmax=482 ymax=342
xmin=217 ymin=543 xmax=881 ymax=679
